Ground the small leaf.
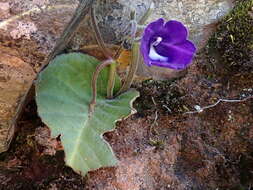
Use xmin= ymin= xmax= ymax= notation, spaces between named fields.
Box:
xmin=36 ymin=53 xmax=139 ymax=176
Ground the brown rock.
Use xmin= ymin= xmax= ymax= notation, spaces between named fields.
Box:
xmin=0 ymin=46 xmax=35 ymax=152
xmin=0 ymin=2 xmax=10 ymax=19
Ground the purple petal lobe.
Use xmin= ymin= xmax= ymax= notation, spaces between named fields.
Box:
xmin=141 ymin=19 xmax=165 ymax=67
xmin=152 ymin=40 xmax=196 ymax=69
xmin=144 ymin=18 xmax=165 ymax=38
xmin=164 ymin=20 xmax=188 ymax=44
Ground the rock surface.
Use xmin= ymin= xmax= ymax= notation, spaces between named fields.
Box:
xmin=0 ymin=2 xmax=11 ymax=19
xmin=0 ymin=46 xmax=35 ymax=153
xmin=0 ymin=0 xmax=78 ymax=152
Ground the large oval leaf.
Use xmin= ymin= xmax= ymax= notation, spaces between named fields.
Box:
xmin=36 ymin=53 xmax=139 ymax=176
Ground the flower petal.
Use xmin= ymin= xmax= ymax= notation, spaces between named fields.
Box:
xmin=151 ymin=40 xmax=196 ymax=69
xmin=164 ymin=20 xmax=188 ymax=44
xmin=140 ymin=37 xmax=152 ymax=66
xmin=141 ymin=19 xmax=165 ymax=66
xmin=143 ymin=18 xmax=165 ymax=39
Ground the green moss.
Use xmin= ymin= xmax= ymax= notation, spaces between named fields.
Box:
xmin=207 ymin=0 xmax=253 ymax=73
xmin=148 ymin=139 xmax=164 ymax=149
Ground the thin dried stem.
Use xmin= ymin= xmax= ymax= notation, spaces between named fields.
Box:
xmin=90 ymin=6 xmax=112 ymax=58
xmin=80 ymin=44 xmax=119 ymax=52
xmin=45 ymin=0 xmax=94 ymax=68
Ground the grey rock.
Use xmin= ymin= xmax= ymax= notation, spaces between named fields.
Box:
xmin=149 ymin=0 xmax=233 ymax=47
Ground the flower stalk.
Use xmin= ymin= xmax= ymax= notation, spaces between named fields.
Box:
xmin=107 ymin=61 xmax=117 ymax=99
xmin=89 ymin=59 xmax=114 ymax=116
xmin=138 ymin=2 xmax=154 ymax=25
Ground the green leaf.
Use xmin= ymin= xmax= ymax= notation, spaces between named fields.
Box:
xmin=36 ymin=53 xmax=139 ymax=176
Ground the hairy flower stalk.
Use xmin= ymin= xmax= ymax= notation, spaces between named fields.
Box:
xmin=107 ymin=61 xmax=117 ymax=99
xmin=89 ymin=59 xmax=114 ymax=116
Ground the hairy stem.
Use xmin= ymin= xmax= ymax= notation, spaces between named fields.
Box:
xmin=89 ymin=59 xmax=113 ymax=116
xmin=107 ymin=61 xmax=117 ymax=99
xmin=138 ymin=2 xmax=154 ymax=25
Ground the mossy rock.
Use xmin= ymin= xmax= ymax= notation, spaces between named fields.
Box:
xmin=205 ymin=0 xmax=253 ymax=74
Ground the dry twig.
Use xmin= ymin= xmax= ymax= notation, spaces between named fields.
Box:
xmin=184 ymin=94 xmax=253 ymax=114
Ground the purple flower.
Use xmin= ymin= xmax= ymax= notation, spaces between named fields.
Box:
xmin=140 ymin=18 xmax=196 ymax=70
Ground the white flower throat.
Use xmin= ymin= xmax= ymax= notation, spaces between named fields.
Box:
xmin=149 ymin=37 xmax=168 ymax=61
